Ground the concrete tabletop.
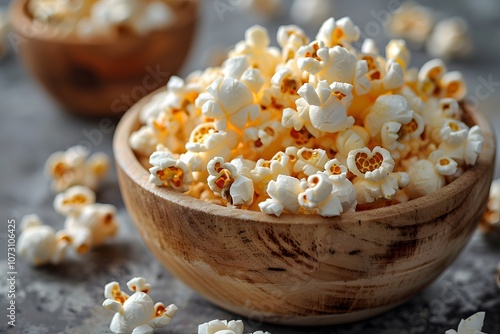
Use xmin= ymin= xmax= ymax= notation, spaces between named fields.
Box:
xmin=1 ymin=0 xmax=500 ymax=333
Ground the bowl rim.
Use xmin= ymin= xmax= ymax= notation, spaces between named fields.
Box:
xmin=9 ymin=0 xmax=199 ymax=46
xmin=114 ymin=89 xmax=496 ymax=227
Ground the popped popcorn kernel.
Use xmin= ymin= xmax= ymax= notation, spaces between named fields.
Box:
xmin=481 ymin=179 xmax=500 ymax=233
xmin=445 ymin=312 xmax=487 ymax=334
xmin=130 ymin=16 xmax=483 ymax=217
xmin=103 ymin=277 xmax=178 ymax=334
xmin=198 ymin=319 xmax=271 ymax=334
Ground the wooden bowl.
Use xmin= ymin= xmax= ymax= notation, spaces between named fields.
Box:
xmin=114 ymin=92 xmax=495 ymax=326
xmin=9 ymin=0 xmax=198 ymax=117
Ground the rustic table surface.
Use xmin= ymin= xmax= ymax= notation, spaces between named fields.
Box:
xmin=1 ymin=0 xmax=500 ymax=333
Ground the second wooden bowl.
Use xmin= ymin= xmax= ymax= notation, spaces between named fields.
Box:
xmin=114 ymin=91 xmax=495 ymax=325
xmin=10 ymin=0 xmax=198 ymax=117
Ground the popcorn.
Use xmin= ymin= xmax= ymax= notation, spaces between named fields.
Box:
xmin=290 ymin=0 xmax=332 ymax=27
xmin=426 ymin=17 xmax=473 ymax=60
xmin=130 ymin=17 xmax=483 ymax=216
xmin=445 ymin=312 xmax=486 ymax=334
xmin=347 ymin=147 xmax=409 ymax=204
xmin=298 ymin=173 xmax=343 ymax=217
xmin=149 ymin=151 xmax=193 ymax=192
xmin=316 ymin=17 xmax=361 ymax=48
xmin=207 ymin=157 xmax=254 ymax=207
xmin=103 ymin=277 xmax=178 ymax=334
xmin=387 ymin=2 xmax=435 ymax=47
xmin=45 ymin=145 xmax=110 ymax=192
xmin=53 ymin=185 xmax=96 ymax=217
xmin=198 ymin=319 xmax=271 ymax=334
xmin=259 ymin=175 xmax=303 ymax=217
xmin=17 ymin=214 xmax=70 ymax=266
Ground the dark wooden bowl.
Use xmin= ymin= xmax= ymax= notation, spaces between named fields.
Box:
xmin=114 ymin=91 xmax=495 ymax=325
xmin=10 ymin=0 xmax=198 ymax=117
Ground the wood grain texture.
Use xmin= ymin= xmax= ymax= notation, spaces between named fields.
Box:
xmin=9 ymin=0 xmax=198 ymax=117
xmin=113 ymin=92 xmax=495 ymax=326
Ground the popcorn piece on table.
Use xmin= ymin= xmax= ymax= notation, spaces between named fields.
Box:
xmin=386 ymin=2 xmax=435 ymax=47
xmin=198 ymin=319 xmax=271 ymax=334
xmin=45 ymin=145 xmax=110 ymax=192
xmin=103 ymin=277 xmax=178 ymax=334
xmin=481 ymin=178 xmax=500 ymax=233
xmin=445 ymin=312 xmax=487 ymax=334
xmin=17 ymin=214 xmax=70 ymax=266
xmin=53 ymin=185 xmax=96 ymax=217
xmin=426 ymin=17 xmax=473 ymax=61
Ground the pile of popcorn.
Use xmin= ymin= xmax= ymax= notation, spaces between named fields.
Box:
xmin=18 ymin=146 xmax=118 ymax=266
xmin=28 ymin=0 xmax=179 ymax=38
xmin=130 ymin=17 xmax=484 ymax=217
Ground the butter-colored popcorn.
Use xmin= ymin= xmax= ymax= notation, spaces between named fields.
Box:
xmin=445 ymin=312 xmax=486 ymax=334
xmin=316 ymin=17 xmax=361 ymax=48
xmin=347 ymin=147 xmax=409 ymax=204
xmin=259 ymin=174 xmax=303 ymax=217
xmin=276 ymin=25 xmax=309 ymax=62
xmin=207 ymin=157 xmax=254 ymax=207
xmin=103 ymin=277 xmax=178 ymax=334
xmin=323 ymin=159 xmax=357 ymax=212
xmin=438 ymin=122 xmax=483 ymax=166
xmin=228 ymin=26 xmax=280 ymax=79
xmin=53 ymin=185 xmax=96 ymax=217
xmin=426 ymin=17 xmax=473 ymax=61
xmin=65 ymin=203 xmax=119 ymax=251
xmin=298 ymin=173 xmax=343 ymax=217
xmin=271 ymin=67 xmax=302 ymax=109
xmin=242 ymin=120 xmax=285 ymax=160
xmin=334 ymin=126 xmax=370 ymax=160
xmin=18 ymin=214 xmax=70 ymax=266
xmin=282 ymin=81 xmax=355 ymax=139
xmin=440 ymin=71 xmax=467 ymax=101
xmin=364 ymin=94 xmax=414 ymax=141
xmin=297 ymin=43 xmax=370 ymax=94
xmin=294 ymin=147 xmax=329 ymax=177
xmin=195 ymin=60 xmax=262 ymax=131
xmin=250 ymin=152 xmax=291 ymax=196
xmin=149 ymin=151 xmax=193 ymax=192
xmin=45 ymin=145 xmax=110 ymax=192
xmin=387 ymin=2 xmax=435 ymax=47
xmin=386 ymin=39 xmax=410 ymax=70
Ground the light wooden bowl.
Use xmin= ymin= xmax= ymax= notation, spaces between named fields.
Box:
xmin=10 ymin=0 xmax=198 ymax=117
xmin=114 ymin=92 xmax=495 ymax=326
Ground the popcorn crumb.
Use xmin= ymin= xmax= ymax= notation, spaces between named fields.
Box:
xmin=102 ymin=277 xmax=177 ymax=334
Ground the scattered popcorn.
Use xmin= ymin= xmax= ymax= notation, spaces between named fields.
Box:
xmin=129 ymin=17 xmax=483 ymax=217
xmin=481 ymin=178 xmax=500 ymax=233
xmin=426 ymin=17 xmax=473 ymax=60
xmin=17 ymin=214 xmax=70 ymax=266
xmin=45 ymin=145 xmax=110 ymax=192
xmin=53 ymin=185 xmax=96 ymax=216
xmin=103 ymin=277 xmax=178 ymax=334
xmin=387 ymin=2 xmax=435 ymax=47
xmin=198 ymin=319 xmax=271 ymax=334
xmin=29 ymin=0 xmax=178 ymax=38
xmin=445 ymin=312 xmax=487 ymax=334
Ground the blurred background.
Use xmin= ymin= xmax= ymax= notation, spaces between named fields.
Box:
xmin=0 ymin=0 xmax=499 ymax=333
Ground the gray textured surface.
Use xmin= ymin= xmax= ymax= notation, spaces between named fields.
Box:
xmin=1 ymin=0 xmax=500 ymax=333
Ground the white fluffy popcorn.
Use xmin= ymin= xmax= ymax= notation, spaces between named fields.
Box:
xmin=298 ymin=173 xmax=343 ymax=217
xmin=438 ymin=123 xmax=483 ymax=165
xmin=45 ymin=146 xmax=110 ymax=192
xmin=482 ymin=178 xmax=500 ymax=231
xmin=316 ymin=17 xmax=361 ymax=48
xmin=103 ymin=277 xmax=178 ymax=334
xmin=387 ymin=2 xmax=435 ymax=47
xmin=149 ymin=151 xmax=193 ymax=192
xmin=17 ymin=214 xmax=70 ymax=266
xmin=323 ymin=159 xmax=357 ymax=212
xmin=386 ymin=39 xmax=410 ymax=70
xmin=53 ymin=185 xmax=96 ymax=217
xmin=276 ymin=25 xmax=309 ymax=62
xmin=364 ymin=94 xmax=414 ymax=140
xmin=426 ymin=17 xmax=473 ymax=60
xmin=290 ymin=0 xmax=332 ymax=27
xmin=198 ymin=319 xmax=271 ymax=334
xmin=445 ymin=312 xmax=487 ymax=334
xmin=259 ymin=175 xmax=303 ymax=217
